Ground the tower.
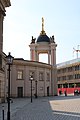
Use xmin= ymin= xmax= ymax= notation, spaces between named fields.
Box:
xmin=29 ymin=17 xmax=57 ymax=66
xmin=29 ymin=18 xmax=57 ymax=95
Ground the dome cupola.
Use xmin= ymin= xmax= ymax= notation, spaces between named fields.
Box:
xmin=37 ymin=17 xmax=50 ymax=43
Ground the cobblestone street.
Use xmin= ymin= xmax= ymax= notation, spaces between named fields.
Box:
xmin=0 ymin=96 xmax=80 ymax=120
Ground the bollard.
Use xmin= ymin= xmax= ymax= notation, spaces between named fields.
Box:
xmin=2 ymin=106 xmax=4 ymax=120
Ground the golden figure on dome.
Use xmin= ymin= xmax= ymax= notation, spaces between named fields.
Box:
xmin=40 ymin=17 xmax=46 ymax=35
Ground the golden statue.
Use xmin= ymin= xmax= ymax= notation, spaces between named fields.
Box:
xmin=42 ymin=17 xmax=44 ymax=32
xmin=40 ymin=17 xmax=46 ymax=35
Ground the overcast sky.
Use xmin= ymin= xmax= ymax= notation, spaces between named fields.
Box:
xmin=3 ymin=0 xmax=80 ymax=64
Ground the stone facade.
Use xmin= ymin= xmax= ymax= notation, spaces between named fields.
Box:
xmin=0 ymin=0 xmax=11 ymax=64
xmin=29 ymin=18 xmax=57 ymax=96
xmin=0 ymin=0 xmax=11 ymax=102
xmin=9 ymin=59 xmax=57 ymax=98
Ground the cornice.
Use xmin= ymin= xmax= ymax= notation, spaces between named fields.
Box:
xmin=13 ymin=59 xmax=51 ymax=69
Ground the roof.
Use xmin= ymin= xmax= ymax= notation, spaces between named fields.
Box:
xmin=57 ymin=58 xmax=80 ymax=68
xmin=37 ymin=34 xmax=50 ymax=43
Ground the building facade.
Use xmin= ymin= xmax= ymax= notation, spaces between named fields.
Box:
xmin=9 ymin=18 xmax=57 ymax=98
xmin=0 ymin=1 xmax=58 ymax=102
xmin=0 ymin=0 xmax=11 ymax=102
xmin=10 ymin=59 xmax=52 ymax=97
xmin=57 ymin=58 xmax=80 ymax=90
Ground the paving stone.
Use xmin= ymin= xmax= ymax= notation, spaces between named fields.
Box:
xmin=0 ymin=96 xmax=80 ymax=120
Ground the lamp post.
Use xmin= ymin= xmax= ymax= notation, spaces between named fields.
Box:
xmin=2 ymin=106 xmax=4 ymax=120
xmin=30 ymin=75 xmax=33 ymax=103
xmin=35 ymin=80 xmax=37 ymax=98
xmin=6 ymin=52 xmax=14 ymax=120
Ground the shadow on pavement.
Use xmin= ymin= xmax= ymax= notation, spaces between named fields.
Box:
xmin=52 ymin=110 xmax=80 ymax=120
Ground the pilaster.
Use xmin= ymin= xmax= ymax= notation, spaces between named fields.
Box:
xmin=0 ymin=12 xmax=4 ymax=52
xmin=51 ymin=43 xmax=57 ymax=65
xmin=48 ymin=51 xmax=50 ymax=64
xmin=0 ymin=9 xmax=5 ymax=68
xmin=29 ymin=44 xmax=38 ymax=61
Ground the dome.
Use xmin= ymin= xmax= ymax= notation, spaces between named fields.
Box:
xmin=37 ymin=34 xmax=50 ymax=43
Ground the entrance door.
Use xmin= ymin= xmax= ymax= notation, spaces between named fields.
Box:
xmin=17 ymin=87 xmax=23 ymax=98
xmin=47 ymin=86 xmax=49 ymax=96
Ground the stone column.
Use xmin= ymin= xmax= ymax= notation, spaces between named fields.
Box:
xmin=0 ymin=14 xmax=3 ymax=52
xmin=48 ymin=51 xmax=50 ymax=64
xmin=31 ymin=49 xmax=34 ymax=61
xmin=51 ymin=48 xmax=54 ymax=65
xmin=36 ymin=52 xmax=39 ymax=61
xmin=51 ymin=49 xmax=57 ymax=65
xmin=50 ymin=43 xmax=57 ymax=95
xmin=0 ymin=9 xmax=5 ymax=68
xmin=51 ymin=65 xmax=57 ymax=96
xmin=32 ymin=49 xmax=36 ymax=61
xmin=51 ymin=43 xmax=57 ymax=66
xmin=30 ymin=45 xmax=39 ymax=61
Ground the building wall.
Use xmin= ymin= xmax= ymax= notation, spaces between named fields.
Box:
xmin=0 ymin=0 xmax=11 ymax=103
xmin=57 ymin=58 xmax=80 ymax=89
xmin=10 ymin=59 xmax=57 ymax=98
xmin=0 ymin=70 xmax=5 ymax=102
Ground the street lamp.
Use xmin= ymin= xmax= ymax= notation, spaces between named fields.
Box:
xmin=35 ymin=80 xmax=37 ymax=98
xmin=2 ymin=106 xmax=4 ymax=120
xmin=6 ymin=52 xmax=14 ymax=120
xmin=30 ymin=75 xmax=33 ymax=103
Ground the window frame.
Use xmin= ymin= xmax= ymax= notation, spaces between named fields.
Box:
xmin=39 ymin=72 xmax=44 ymax=81
xmin=17 ymin=70 xmax=23 ymax=80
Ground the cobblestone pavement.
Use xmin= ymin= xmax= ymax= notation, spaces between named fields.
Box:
xmin=0 ymin=95 xmax=80 ymax=120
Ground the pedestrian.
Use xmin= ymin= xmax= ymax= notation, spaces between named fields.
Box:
xmin=64 ymin=91 xmax=67 ymax=96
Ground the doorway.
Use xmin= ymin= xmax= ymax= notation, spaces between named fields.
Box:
xmin=47 ymin=86 xmax=49 ymax=96
xmin=17 ymin=87 xmax=23 ymax=98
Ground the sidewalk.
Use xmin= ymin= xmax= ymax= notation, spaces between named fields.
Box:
xmin=0 ymin=96 xmax=80 ymax=120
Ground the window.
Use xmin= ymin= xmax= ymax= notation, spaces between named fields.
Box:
xmin=47 ymin=73 xmax=50 ymax=81
xmin=75 ymin=65 xmax=79 ymax=71
xmin=75 ymin=74 xmax=80 ymax=79
xmin=69 ymin=83 xmax=74 ymax=88
xmin=67 ymin=75 xmax=73 ymax=80
xmin=57 ymin=77 xmax=60 ymax=81
xmin=62 ymin=76 xmax=66 ymax=80
xmin=58 ymin=84 xmax=62 ymax=88
xmin=39 ymin=72 xmax=43 ymax=81
xmin=68 ymin=67 xmax=73 ymax=72
xmin=17 ymin=71 xmax=23 ymax=79
xmin=62 ymin=68 xmax=66 ymax=73
xmin=57 ymin=69 xmax=61 ymax=74
xmin=57 ymin=77 xmax=62 ymax=81
xmin=40 ymin=87 xmax=43 ymax=91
